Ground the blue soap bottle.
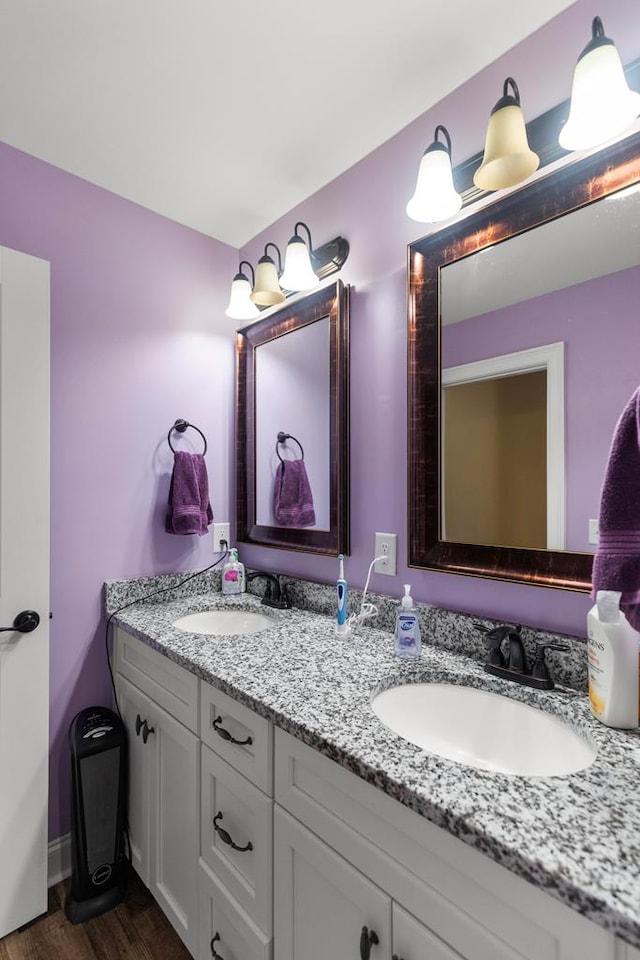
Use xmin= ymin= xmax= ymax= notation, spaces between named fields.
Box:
xmin=395 ymin=584 xmax=421 ymax=658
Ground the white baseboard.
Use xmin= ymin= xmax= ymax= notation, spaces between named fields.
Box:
xmin=48 ymin=833 xmax=71 ymax=887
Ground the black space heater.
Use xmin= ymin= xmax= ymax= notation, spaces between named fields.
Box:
xmin=65 ymin=706 xmax=127 ymax=923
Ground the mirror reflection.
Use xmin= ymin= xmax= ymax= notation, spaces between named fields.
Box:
xmin=440 ymin=184 xmax=640 ymax=554
xmin=255 ymin=318 xmax=330 ymax=530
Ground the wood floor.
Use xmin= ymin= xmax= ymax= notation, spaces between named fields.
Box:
xmin=0 ymin=873 xmax=192 ymax=960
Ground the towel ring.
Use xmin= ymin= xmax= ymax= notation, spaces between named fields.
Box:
xmin=276 ymin=431 xmax=304 ymax=462
xmin=168 ymin=418 xmax=208 ymax=455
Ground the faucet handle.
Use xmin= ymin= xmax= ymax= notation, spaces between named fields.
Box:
xmin=531 ymin=642 xmax=570 ymax=683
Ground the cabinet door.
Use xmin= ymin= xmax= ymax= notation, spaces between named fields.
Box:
xmin=201 ymin=744 xmax=273 ymax=934
xmin=393 ymin=903 xmax=464 ymax=960
xmin=274 ymin=807 xmax=390 ymax=960
xmin=116 ymin=675 xmax=152 ymax=884
xmin=147 ymin=697 xmax=199 ymax=955
xmin=199 ymin=862 xmax=271 ymax=960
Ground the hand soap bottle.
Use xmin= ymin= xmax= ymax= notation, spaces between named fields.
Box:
xmin=587 ymin=590 xmax=639 ymax=728
xmin=395 ymin=584 xmax=421 ymax=659
xmin=222 ymin=548 xmax=243 ymax=596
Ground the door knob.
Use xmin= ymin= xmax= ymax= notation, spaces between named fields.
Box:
xmin=0 ymin=610 xmax=40 ymax=633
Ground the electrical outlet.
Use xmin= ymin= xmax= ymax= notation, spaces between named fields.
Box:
xmin=374 ymin=532 xmax=397 ymax=576
xmin=213 ymin=522 xmax=230 ymax=553
xmin=588 ymin=518 xmax=600 ymax=545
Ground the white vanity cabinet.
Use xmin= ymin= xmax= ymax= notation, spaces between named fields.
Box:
xmin=274 ymin=728 xmax=617 ymax=960
xmin=114 ymin=629 xmax=200 ymax=954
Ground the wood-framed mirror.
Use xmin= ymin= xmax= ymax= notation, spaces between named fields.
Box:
xmin=408 ymin=129 xmax=640 ymax=591
xmin=236 ymin=279 xmax=349 ymax=556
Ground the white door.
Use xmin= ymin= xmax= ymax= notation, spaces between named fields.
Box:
xmin=0 ymin=247 xmax=50 ymax=937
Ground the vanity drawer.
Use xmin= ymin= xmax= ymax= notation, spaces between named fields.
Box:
xmin=393 ymin=903 xmax=464 ymax=960
xmin=200 ymin=682 xmax=273 ymax=794
xmin=201 ymin=743 xmax=273 ymax=935
xmin=114 ymin=627 xmax=199 ymax=733
xmin=198 ymin=860 xmax=271 ymax=960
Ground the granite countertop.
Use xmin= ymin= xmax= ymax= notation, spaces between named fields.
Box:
xmin=108 ymin=585 xmax=640 ymax=947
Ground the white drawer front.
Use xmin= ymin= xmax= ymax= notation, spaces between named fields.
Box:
xmin=201 ymin=744 xmax=273 ymax=935
xmin=115 ymin=627 xmax=199 ymax=733
xmin=200 ymin=682 xmax=273 ymax=794
xmin=199 ymin=861 xmax=271 ymax=960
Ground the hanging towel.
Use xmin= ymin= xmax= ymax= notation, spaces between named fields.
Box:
xmin=165 ymin=451 xmax=213 ymax=536
xmin=592 ymin=385 xmax=640 ymax=631
xmin=273 ymin=459 xmax=316 ymax=527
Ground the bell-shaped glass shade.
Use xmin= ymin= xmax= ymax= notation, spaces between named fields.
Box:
xmin=474 ymin=103 xmax=539 ymax=191
xmin=250 ymin=256 xmax=285 ymax=307
xmin=406 ymin=144 xmax=462 ymax=223
xmin=225 ymin=273 xmax=260 ymax=321
xmin=559 ymin=42 xmax=640 ymax=150
xmin=279 ymin=236 xmax=319 ymax=291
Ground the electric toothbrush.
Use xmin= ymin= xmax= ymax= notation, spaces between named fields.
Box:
xmin=336 ymin=554 xmax=349 ymax=635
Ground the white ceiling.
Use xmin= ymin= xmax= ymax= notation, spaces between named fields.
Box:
xmin=0 ymin=1 xmax=577 ymax=248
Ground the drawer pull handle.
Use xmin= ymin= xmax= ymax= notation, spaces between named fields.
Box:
xmin=360 ymin=926 xmax=379 ymax=960
xmin=212 ymin=715 xmax=253 ymax=746
xmin=213 ymin=812 xmax=253 ymax=852
xmin=135 ymin=714 xmax=143 ymax=736
xmin=141 ymin=720 xmax=155 ymax=744
xmin=210 ymin=933 xmax=225 ymax=959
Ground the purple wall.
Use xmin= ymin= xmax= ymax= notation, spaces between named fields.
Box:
xmin=442 ymin=266 xmax=640 ymax=551
xmin=239 ymin=0 xmax=640 ymax=638
xmin=0 ymin=141 xmax=237 ymax=839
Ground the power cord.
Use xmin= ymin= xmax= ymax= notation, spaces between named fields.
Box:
xmin=105 ymin=540 xmax=229 ymax=723
xmin=347 ymin=555 xmax=386 ymax=632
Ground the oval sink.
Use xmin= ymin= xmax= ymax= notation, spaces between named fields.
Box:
xmin=172 ymin=610 xmax=273 ymax=636
xmin=372 ymin=683 xmax=596 ymax=776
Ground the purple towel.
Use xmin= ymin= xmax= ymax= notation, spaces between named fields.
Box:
xmin=273 ymin=459 xmax=316 ymax=527
xmin=592 ymin=386 xmax=640 ymax=631
xmin=165 ymin=451 xmax=213 ymax=536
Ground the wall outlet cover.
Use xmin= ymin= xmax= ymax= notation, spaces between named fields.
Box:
xmin=374 ymin=532 xmax=397 ymax=576
xmin=213 ymin=522 xmax=230 ymax=552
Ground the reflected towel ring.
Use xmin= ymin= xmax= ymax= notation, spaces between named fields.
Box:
xmin=168 ymin=418 xmax=208 ymax=455
xmin=276 ymin=431 xmax=304 ymax=462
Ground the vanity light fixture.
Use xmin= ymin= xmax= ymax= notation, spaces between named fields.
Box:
xmin=225 ymin=261 xmax=260 ymax=320
xmin=250 ymin=242 xmax=286 ymax=307
xmin=406 ymin=125 xmax=462 ymax=223
xmin=279 ymin=222 xmax=320 ymax=292
xmin=225 ymin=228 xmax=350 ymax=321
xmin=474 ymin=77 xmax=539 ymax=191
xmin=559 ymin=17 xmax=640 ymax=151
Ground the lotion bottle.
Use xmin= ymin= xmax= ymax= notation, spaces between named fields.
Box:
xmin=587 ymin=590 xmax=639 ymax=728
xmin=395 ymin=584 xmax=421 ymax=659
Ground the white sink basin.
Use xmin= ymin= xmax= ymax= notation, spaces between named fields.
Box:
xmin=372 ymin=683 xmax=596 ymax=776
xmin=172 ymin=610 xmax=273 ymax=636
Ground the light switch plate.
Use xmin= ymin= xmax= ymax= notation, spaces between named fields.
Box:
xmin=588 ymin=519 xmax=600 ymax=545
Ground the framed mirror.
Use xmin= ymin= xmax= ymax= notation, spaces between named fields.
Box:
xmin=236 ymin=279 xmax=349 ymax=555
xmin=408 ymin=129 xmax=640 ymax=591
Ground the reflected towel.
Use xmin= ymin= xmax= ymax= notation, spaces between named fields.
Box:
xmin=165 ymin=451 xmax=213 ymax=536
xmin=273 ymin=459 xmax=316 ymax=527
xmin=592 ymin=386 xmax=640 ymax=631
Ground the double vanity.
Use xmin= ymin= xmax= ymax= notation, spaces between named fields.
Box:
xmin=105 ymin=573 xmax=640 ymax=960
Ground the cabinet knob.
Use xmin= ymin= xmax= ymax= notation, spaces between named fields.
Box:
xmin=135 ymin=714 xmax=143 ymax=736
xmin=213 ymin=811 xmax=253 ymax=852
xmin=212 ymin=714 xmax=253 ymax=746
xmin=141 ymin=720 xmax=155 ymax=744
xmin=392 ymin=955 xmax=404 ymax=960
xmin=360 ymin=926 xmax=379 ymax=959
xmin=210 ymin=932 xmax=225 ymax=959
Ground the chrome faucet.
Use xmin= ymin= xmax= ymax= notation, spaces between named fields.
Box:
xmin=475 ymin=622 xmax=569 ymax=690
xmin=245 ymin=571 xmax=291 ymax=610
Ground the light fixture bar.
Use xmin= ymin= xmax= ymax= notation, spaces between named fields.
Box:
xmin=310 ymin=236 xmax=350 ymax=281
